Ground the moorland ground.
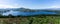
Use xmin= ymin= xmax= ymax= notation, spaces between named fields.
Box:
xmin=0 ymin=15 xmax=60 ymax=24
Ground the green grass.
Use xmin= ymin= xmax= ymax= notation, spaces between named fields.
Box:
xmin=0 ymin=16 xmax=60 ymax=24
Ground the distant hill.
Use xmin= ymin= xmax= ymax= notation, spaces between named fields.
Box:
xmin=0 ymin=8 xmax=60 ymax=16
xmin=0 ymin=8 xmax=60 ymax=13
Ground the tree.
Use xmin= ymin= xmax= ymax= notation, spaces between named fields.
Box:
xmin=8 ymin=14 xmax=13 ymax=18
xmin=0 ymin=14 xmax=3 ymax=18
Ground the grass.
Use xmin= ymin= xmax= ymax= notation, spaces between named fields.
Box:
xmin=0 ymin=16 xmax=60 ymax=24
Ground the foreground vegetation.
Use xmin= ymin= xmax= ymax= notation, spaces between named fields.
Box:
xmin=0 ymin=14 xmax=60 ymax=24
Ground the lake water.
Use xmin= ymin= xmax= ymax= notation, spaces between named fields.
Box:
xmin=2 ymin=10 xmax=56 ymax=16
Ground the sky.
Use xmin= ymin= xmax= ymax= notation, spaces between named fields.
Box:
xmin=0 ymin=0 xmax=60 ymax=9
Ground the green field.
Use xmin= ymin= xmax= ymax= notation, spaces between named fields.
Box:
xmin=0 ymin=16 xmax=60 ymax=24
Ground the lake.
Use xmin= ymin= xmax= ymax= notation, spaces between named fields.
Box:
xmin=2 ymin=10 xmax=56 ymax=16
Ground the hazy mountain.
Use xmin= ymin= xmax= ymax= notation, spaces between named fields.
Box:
xmin=0 ymin=8 xmax=60 ymax=16
xmin=0 ymin=8 xmax=60 ymax=12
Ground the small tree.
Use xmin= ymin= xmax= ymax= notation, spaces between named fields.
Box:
xmin=8 ymin=14 xmax=13 ymax=18
xmin=0 ymin=14 xmax=3 ymax=18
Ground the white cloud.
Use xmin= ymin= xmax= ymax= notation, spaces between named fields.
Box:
xmin=47 ymin=6 xmax=60 ymax=8
xmin=51 ymin=6 xmax=60 ymax=8
xmin=0 ymin=4 xmax=20 ymax=9
xmin=13 ymin=3 xmax=21 ymax=7
xmin=0 ymin=0 xmax=20 ymax=9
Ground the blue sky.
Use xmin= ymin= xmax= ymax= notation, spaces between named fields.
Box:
xmin=0 ymin=0 xmax=60 ymax=9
